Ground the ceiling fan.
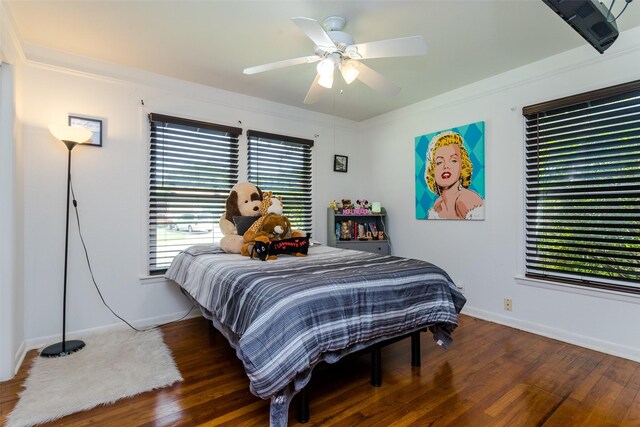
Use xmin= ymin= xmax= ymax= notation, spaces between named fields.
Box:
xmin=243 ymin=16 xmax=427 ymax=104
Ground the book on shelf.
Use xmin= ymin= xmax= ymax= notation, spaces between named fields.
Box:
xmin=337 ymin=220 xmax=355 ymax=240
xmin=368 ymin=222 xmax=378 ymax=236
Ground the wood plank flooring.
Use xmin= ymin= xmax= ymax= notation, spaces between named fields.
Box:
xmin=1 ymin=315 xmax=639 ymax=426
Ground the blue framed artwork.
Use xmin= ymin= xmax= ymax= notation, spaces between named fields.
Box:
xmin=415 ymin=121 xmax=485 ymax=220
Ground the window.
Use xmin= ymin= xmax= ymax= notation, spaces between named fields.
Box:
xmin=247 ymin=130 xmax=313 ymax=234
xmin=148 ymin=113 xmax=240 ymax=274
xmin=523 ymin=80 xmax=640 ymax=294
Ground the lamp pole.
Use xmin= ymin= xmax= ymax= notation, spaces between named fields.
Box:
xmin=40 ymin=139 xmax=86 ymax=357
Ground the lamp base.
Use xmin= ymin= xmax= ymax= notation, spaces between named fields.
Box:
xmin=40 ymin=340 xmax=86 ymax=358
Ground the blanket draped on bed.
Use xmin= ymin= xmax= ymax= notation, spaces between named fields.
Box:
xmin=166 ymin=245 xmax=466 ymax=426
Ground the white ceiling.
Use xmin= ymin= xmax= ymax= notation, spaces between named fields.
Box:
xmin=5 ymin=0 xmax=640 ymax=121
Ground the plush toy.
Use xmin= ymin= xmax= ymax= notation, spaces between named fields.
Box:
xmin=257 ymin=191 xmax=284 ymax=217
xmin=356 ymin=199 xmax=370 ymax=210
xmin=259 ymin=213 xmax=292 ymax=241
xmin=241 ymin=213 xmax=292 ymax=257
xmin=251 ymin=233 xmax=311 ymax=261
xmin=241 ymin=192 xmax=283 ymax=243
xmin=242 ymin=191 xmax=306 ymax=242
xmin=219 ymin=182 xmax=263 ymax=254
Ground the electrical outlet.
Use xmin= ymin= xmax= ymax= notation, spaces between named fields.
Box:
xmin=504 ymin=298 xmax=513 ymax=311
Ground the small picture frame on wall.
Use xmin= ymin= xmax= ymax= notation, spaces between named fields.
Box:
xmin=334 ymin=154 xmax=348 ymax=173
xmin=69 ymin=115 xmax=103 ymax=147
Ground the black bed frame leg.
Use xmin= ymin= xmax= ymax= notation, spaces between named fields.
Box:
xmin=371 ymin=347 xmax=382 ymax=387
xmin=296 ymin=386 xmax=309 ymax=423
xmin=411 ymin=331 xmax=421 ymax=367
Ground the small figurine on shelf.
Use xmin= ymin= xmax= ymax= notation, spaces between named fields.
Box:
xmin=349 ymin=199 xmax=369 ymax=214
xmin=329 ymin=200 xmax=339 ymax=212
xmin=356 ymin=199 xmax=371 ymax=210
xmin=378 ymin=231 xmax=385 ymax=240
xmin=341 ymin=199 xmax=353 ymax=210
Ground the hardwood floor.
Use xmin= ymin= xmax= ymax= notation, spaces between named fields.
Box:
xmin=1 ymin=315 xmax=639 ymax=426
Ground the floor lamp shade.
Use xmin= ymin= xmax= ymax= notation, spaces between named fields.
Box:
xmin=49 ymin=124 xmax=92 ymax=146
xmin=41 ymin=124 xmax=93 ymax=358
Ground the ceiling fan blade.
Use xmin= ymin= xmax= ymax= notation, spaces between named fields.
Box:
xmin=347 ymin=36 xmax=427 ymax=60
xmin=243 ymin=55 xmax=321 ymax=75
xmin=353 ymin=62 xmax=401 ymax=96
xmin=304 ymin=74 xmax=323 ymax=104
xmin=291 ymin=17 xmax=336 ymax=51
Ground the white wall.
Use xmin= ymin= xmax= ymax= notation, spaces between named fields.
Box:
xmin=363 ymin=27 xmax=640 ymax=362
xmin=19 ymin=47 xmax=363 ymax=349
xmin=0 ymin=0 xmax=25 ymax=381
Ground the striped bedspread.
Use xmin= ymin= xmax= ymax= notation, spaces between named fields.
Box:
xmin=167 ymin=245 xmax=465 ymax=398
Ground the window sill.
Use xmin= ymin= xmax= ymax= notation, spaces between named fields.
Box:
xmin=515 ymin=275 xmax=640 ymax=305
xmin=139 ymin=275 xmax=171 ymax=285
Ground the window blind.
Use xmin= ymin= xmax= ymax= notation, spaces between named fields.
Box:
xmin=148 ymin=113 xmax=240 ymax=274
xmin=523 ymin=80 xmax=640 ymax=293
xmin=247 ymin=130 xmax=313 ymax=234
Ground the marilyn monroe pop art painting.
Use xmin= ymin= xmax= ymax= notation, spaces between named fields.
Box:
xmin=415 ymin=121 xmax=485 ymax=220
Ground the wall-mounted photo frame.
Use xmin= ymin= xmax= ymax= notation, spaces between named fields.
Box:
xmin=334 ymin=154 xmax=348 ymax=173
xmin=69 ymin=115 xmax=103 ymax=147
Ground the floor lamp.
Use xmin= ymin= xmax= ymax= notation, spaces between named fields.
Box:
xmin=41 ymin=124 xmax=93 ymax=358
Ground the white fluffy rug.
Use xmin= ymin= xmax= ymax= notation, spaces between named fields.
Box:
xmin=6 ymin=328 xmax=182 ymax=427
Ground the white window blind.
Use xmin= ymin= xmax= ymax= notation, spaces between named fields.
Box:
xmin=523 ymin=80 xmax=640 ymax=293
xmin=247 ymin=130 xmax=313 ymax=234
xmin=148 ymin=113 xmax=240 ymax=274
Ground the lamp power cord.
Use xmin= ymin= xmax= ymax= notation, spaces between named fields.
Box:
xmin=70 ymin=180 xmax=195 ymax=332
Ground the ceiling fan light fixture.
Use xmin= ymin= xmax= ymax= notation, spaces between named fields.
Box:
xmin=340 ymin=60 xmax=359 ymax=84
xmin=316 ymin=59 xmax=333 ymax=77
xmin=245 ymin=16 xmax=428 ymax=103
xmin=318 ymin=71 xmax=334 ymax=89
xmin=316 ymin=53 xmax=339 ymax=77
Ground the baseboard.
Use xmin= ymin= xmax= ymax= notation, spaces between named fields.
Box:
xmin=16 ymin=305 xmax=638 ymax=374
xmin=13 ymin=341 xmax=26 ymax=377
xmin=461 ymin=306 xmax=640 ymax=364
xmin=23 ymin=310 xmax=202 ymax=356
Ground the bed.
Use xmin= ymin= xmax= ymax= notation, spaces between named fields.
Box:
xmin=165 ymin=244 xmax=466 ymax=426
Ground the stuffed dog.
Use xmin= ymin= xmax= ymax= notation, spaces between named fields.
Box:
xmin=219 ymin=182 xmax=262 ymax=253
